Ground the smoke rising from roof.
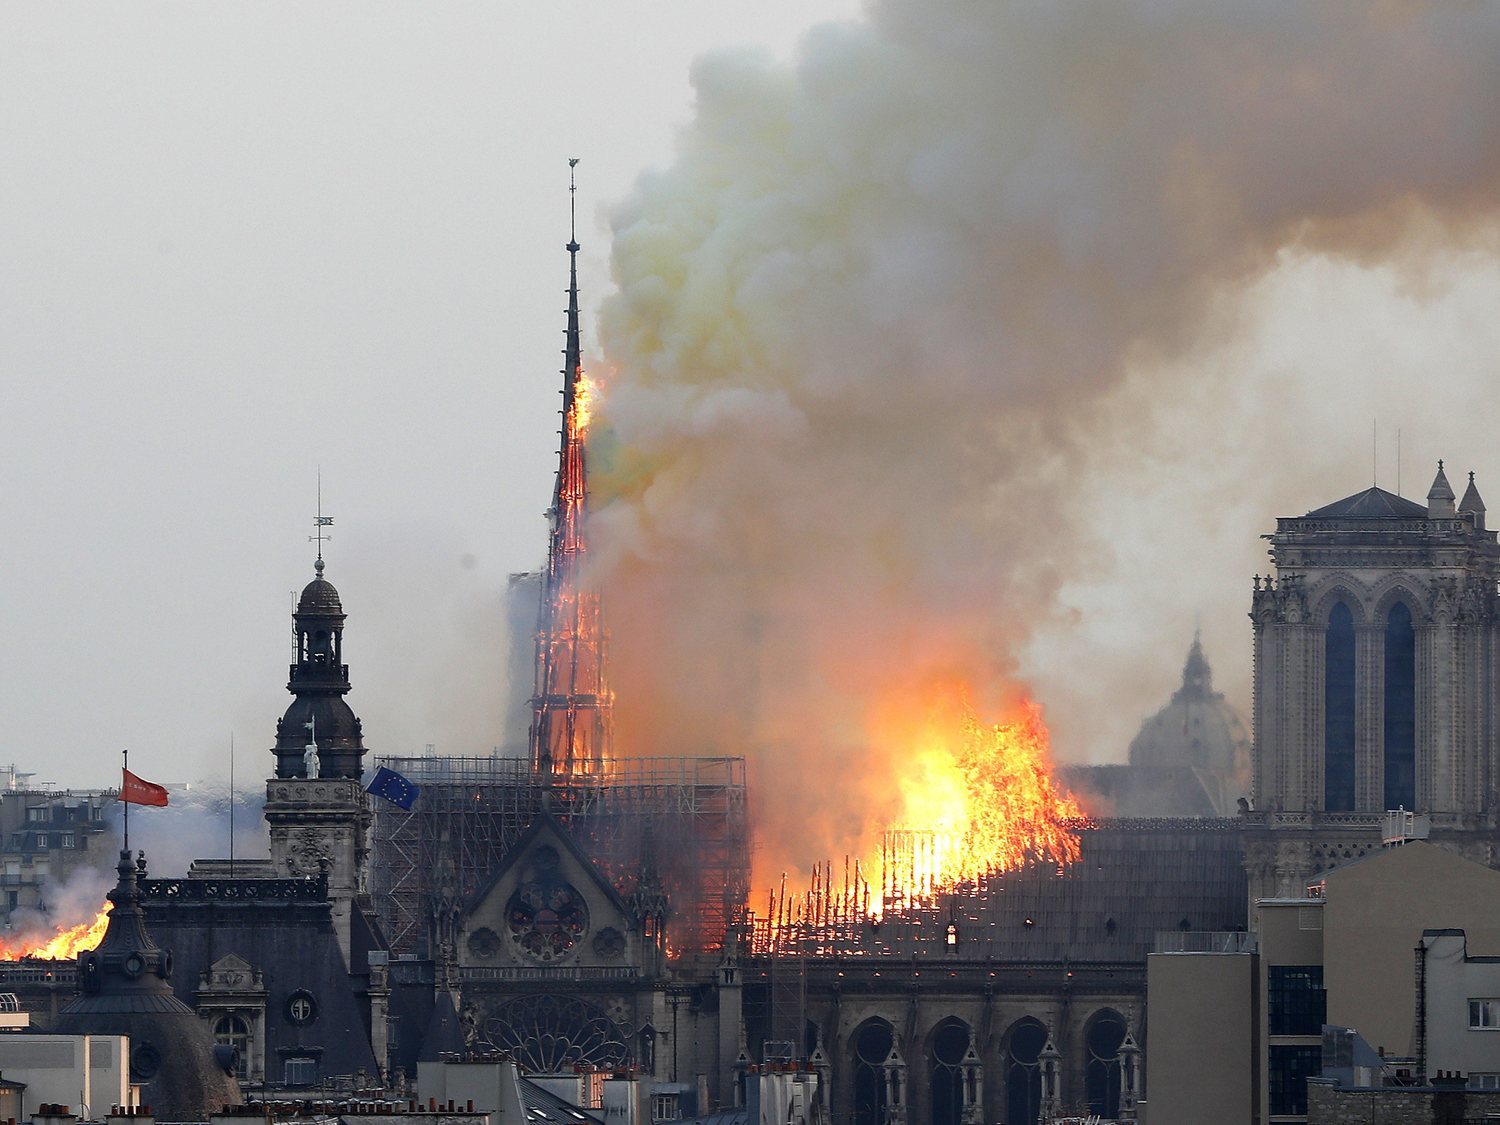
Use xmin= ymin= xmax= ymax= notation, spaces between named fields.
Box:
xmin=589 ymin=2 xmax=1500 ymax=884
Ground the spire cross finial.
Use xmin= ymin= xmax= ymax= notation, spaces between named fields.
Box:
xmin=310 ymin=469 xmax=334 ymax=564
xmin=568 ymin=158 xmax=580 ymax=247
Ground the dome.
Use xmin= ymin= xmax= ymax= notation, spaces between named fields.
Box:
xmin=1128 ymin=634 xmax=1250 ymax=805
xmin=297 ymin=559 xmax=343 ymax=614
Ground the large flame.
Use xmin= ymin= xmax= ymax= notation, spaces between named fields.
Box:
xmin=755 ymin=687 xmax=1084 ymax=949
xmin=867 ymin=689 xmax=1083 ymax=908
xmin=0 ymin=904 xmax=111 ymax=961
xmin=570 ymin=372 xmax=595 ymax=436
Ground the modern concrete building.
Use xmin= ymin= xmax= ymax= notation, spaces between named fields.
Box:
xmin=1146 ymin=840 xmax=1500 ymax=1124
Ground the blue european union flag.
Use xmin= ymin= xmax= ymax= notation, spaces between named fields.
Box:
xmin=366 ymin=766 xmax=420 ymax=809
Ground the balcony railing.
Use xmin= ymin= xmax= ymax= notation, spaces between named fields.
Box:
xmin=1154 ymin=930 xmax=1257 ymax=954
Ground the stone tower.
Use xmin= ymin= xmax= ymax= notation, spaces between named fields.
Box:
xmin=1244 ymin=464 xmax=1500 ymax=900
xmin=264 ymin=555 xmax=373 ymax=961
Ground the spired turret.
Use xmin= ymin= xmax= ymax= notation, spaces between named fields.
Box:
xmin=272 ymin=558 xmax=367 ymax=779
xmin=265 ymin=547 xmax=374 ymax=964
xmin=56 ymin=851 xmax=240 ymax=1120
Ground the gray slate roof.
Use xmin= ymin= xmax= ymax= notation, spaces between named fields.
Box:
xmin=1304 ymin=487 xmax=1427 ymax=519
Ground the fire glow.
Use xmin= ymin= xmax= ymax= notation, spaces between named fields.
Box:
xmin=570 ymin=373 xmax=595 ymax=436
xmin=865 ymin=690 xmax=1083 ymax=914
xmin=0 ymin=904 xmax=111 ymax=961
xmin=758 ymin=689 xmax=1086 ymax=949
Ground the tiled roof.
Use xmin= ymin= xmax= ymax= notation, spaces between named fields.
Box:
xmin=1304 ymin=487 xmax=1426 ymax=519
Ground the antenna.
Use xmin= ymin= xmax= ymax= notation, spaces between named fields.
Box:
xmin=1397 ymin=428 xmax=1403 ymax=497
xmin=1373 ymin=420 xmax=1378 ymax=488
xmin=229 ymin=731 xmax=235 ymax=878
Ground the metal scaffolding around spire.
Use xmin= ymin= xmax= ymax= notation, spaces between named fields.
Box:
xmin=528 ymin=160 xmax=613 ymax=780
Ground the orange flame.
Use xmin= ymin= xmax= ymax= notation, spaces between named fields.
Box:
xmin=0 ymin=904 xmax=111 ymax=961
xmin=571 ymin=373 xmax=595 ymax=435
xmin=753 ymin=687 xmax=1085 ymax=951
xmin=863 ymin=688 xmax=1082 ymax=913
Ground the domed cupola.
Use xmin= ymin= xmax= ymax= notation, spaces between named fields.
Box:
xmin=273 ymin=556 xmax=367 ymax=779
xmin=1128 ymin=632 xmax=1251 ymax=813
xmin=56 ymin=851 xmax=241 ymax=1117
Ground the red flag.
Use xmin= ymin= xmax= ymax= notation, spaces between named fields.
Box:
xmin=120 ymin=769 xmax=169 ymax=808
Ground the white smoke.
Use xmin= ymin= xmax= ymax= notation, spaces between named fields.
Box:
xmin=105 ymin=785 xmax=270 ymax=878
xmin=590 ymin=2 xmax=1500 ymax=882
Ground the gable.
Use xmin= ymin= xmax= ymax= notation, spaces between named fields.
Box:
xmin=459 ymin=816 xmax=642 ymax=972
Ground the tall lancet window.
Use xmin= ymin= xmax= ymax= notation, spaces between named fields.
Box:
xmin=1324 ymin=603 xmax=1356 ymax=811
xmin=1384 ymin=602 xmax=1417 ymax=810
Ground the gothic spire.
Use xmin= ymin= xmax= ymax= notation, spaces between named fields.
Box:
xmin=529 ymin=161 xmax=613 ymax=780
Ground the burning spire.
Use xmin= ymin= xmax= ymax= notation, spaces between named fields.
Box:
xmin=529 ymin=160 xmax=613 ymax=780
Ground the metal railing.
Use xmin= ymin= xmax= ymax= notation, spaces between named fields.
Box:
xmin=1153 ymin=930 xmax=1256 ymax=954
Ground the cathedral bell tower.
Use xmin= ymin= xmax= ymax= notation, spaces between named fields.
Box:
xmin=1244 ymin=464 xmax=1500 ymax=901
xmin=264 ymin=547 xmax=373 ymax=963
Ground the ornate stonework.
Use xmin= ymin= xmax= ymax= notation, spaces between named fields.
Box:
xmin=1247 ymin=469 xmax=1500 ymax=906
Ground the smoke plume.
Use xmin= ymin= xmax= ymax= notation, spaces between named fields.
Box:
xmin=591 ymin=2 xmax=1500 ymax=887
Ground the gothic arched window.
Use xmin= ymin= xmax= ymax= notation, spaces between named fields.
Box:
xmin=928 ymin=1018 xmax=970 ymax=1125
xmin=1324 ymin=602 xmax=1357 ymax=811
xmin=1084 ymin=1009 xmax=1127 ymax=1117
xmin=1384 ymin=602 xmax=1416 ymax=810
xmin=1005 ymin=1019 xmax=1047 ymax=1125
xmin=852 ymin=1020 xmax=893 ymax=1125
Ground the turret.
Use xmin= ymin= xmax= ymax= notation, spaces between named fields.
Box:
xmin=1427 ymin=460 xmax=1456 ymax=518
xmin=56 ymin=851 xmax=241 ymax=1118
xmin=1461 ymin=470 xmax=1487 ymax=532
xmin=272 ymin=557 xmax=367 ymax=779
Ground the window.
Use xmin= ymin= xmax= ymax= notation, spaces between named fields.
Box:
xmin=852 ymin=1021 xmax=893 ymax=1125
xmin=59 ymin=834 xmax=74 ymax=849
xmin=214 ymin=1015 xmax=251 ymax=1080
xmin=1471 ymin=1073 xmax=1500 ymax=1089
xmin=1084 ymin=1011 xmax=1127 ymax=1118
xmin=25 ymin=808 xmax=45 ymax=823
xmin=651 ymin=1093 xmax=679 ymax=1121
xmin=1005 ymin=1020 xmax=1047 ymax=1125
xmin=1385 ymin=603 xmax=1416 ymax=810
xmin=283 ymin=1057 xmax=317 ymax=1086
xmin=1268 ymin=1045 xmax=1320 ymax=1117
xmin=928 ymin=1019 xmax=970 ymax=1125
xmin=1324 ymin=603 xmax=1356 ymax=810
xmin=1268 ymin=966 xmax=1326 ymax=1036
xmin=1469 ymin=999 xmax=1500 ymax=1028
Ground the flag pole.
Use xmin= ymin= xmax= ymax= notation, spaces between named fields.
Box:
xmin=122 ymin=747 xmax=129 ymax=854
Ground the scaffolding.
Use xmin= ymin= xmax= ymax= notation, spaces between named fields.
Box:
xmin=370 ymin=755 xmax=749 ymax=960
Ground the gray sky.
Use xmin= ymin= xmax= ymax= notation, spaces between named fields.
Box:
xmin=0 ymin=2 xmax=859 ymax=787
xmin=5 ymin=0 xmax=1500 ymax=822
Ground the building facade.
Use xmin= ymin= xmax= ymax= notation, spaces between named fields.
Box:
xmin=1244 ymin=467 xmax=1500 ymax=902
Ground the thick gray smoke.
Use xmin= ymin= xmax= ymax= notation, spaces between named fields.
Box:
xmin=590 ymin=2 xmax=1500 ymax=883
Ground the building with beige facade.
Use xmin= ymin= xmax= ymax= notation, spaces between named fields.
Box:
xmin=1145 ymin=840 xmax=1500 ymax=1124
